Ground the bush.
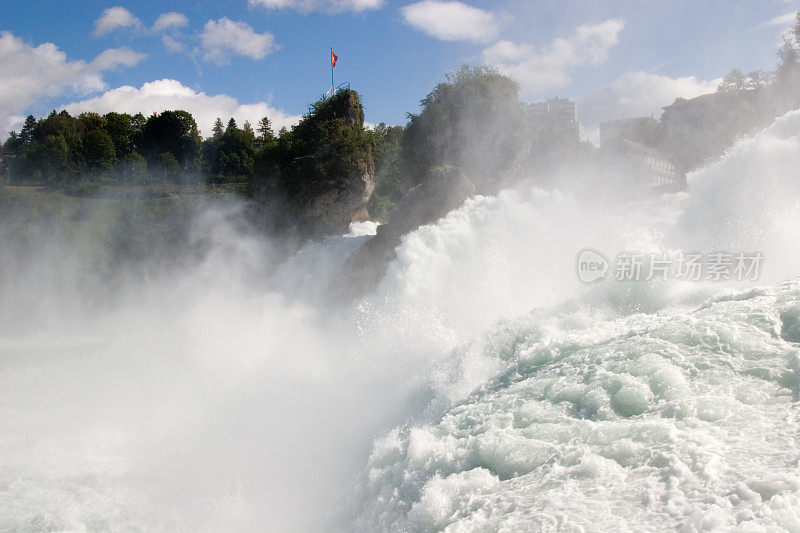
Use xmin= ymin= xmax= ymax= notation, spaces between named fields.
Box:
xmin=62 ymin=179 xmax=102 ymax=197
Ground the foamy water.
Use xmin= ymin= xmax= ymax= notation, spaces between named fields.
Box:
xmin=2 ymin=111 xmax=800 ymax=531
xmin=351 ymin=282 xmax=800 ymax=531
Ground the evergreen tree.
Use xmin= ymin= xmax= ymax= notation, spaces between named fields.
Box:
xmin=212 ymin=118 xmax=224 ymax=138
xmin=19 ymin=115 xmax=36 ymax=145
xmin=202 ymin=120 xmax=255 ymax=182
xmin=257 ymin=116 xmax=275 ymax=141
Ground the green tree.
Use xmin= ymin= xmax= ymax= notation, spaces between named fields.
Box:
xmin=157 ymin=151 xmax=180 ymax=181
xmin=84 ymin=129 xmax=117 ymax=172
xmin=77 ymin=113 xmax=115 ymax=173
xmin=367 ymin=123 xmax=406 ymax=221
xmin=773 ymin=12 xmax=800 ymax=110
xmin=19 ymin=115 xmax=36 ymax=145
xmin=78 ymin=112 xmax=106 ymax=134
xmin=120 ymin=151 xmax=148 ymax=183
xmin=779 ymin=37 xmax=799 ymax=71
xmin=1 ymin=132 xmax=22 ymax=180
xmin=202 ymin=121 xmax=255 ymax=182
xmin=39 ymin=134 xmax=71 ymax=181
xmin=251 ymin=89 xmax=374 ymax=238
xmin=212 ymin=118 xmax=224 ymax=139
xmin=131 ymin=112 xmax=146 ymax=152
xmin=3 ymin=131 xmax=22 ymax=157
xmin=279 ymin=89 xmax=371 ymax=199
xmin=401 ymin=65 xmax=527 ymax=194
xmin=104 ymin=112 xmax=133 ymax=158
xmin=140 ymin=110 xmax=201 ymax=173
xmin=718 ymin=69 xmax=747 ymax=92
xmin=777 ymin=13 xmax=800 ymax=75
xmin=257 ymin=116 xmax=275 ymax=142
xmin=745 ymin=71 xmax=769 ymax=89
xmin=32 ymin=110 xmax=82 ymax=181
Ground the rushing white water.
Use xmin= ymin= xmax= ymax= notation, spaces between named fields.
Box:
xmin=2 ymin=111 xmax=800 ymax=531
xmin=351 ymin=282 xmax=800 ymax=531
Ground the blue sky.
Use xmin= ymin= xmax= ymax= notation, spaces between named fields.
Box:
xmin=1 ymin=0 xmax=798 ymax=139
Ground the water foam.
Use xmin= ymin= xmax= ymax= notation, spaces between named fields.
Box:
xmin=346 ymin=110 xmax=800 ymax=531
xmin=350 ymin=282 xmax=800 ymax=531
xmin=2 ymin=111 xmax=800 ymax=531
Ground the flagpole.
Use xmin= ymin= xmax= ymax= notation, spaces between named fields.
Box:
xmin=330 ymin=47 xmax=334 ymax=91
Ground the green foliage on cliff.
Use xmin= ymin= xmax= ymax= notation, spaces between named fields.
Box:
xmin=366 ymin=123 xmax=405 ymax=221
xmin=662 ymin=12 xmax=800 ymax=172
xmin=1 ymin=68 xmax=530 ymax=228
xmin=252 ymin=89 xmax=373 ymax=205
xmin=401 ymin=65 xmax=528 ymax=194
xmin=1 ymin=110 xmax=201 ymax=185
xmin=202 ymin=119 xmax=256 ymax=183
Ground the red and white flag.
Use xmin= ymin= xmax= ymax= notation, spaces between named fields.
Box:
xmin=331 ymin=50 xmax=338 ymax=67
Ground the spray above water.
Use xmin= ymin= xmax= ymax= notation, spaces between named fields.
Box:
xmin=2 ymin=114 xmax=800 ymax=531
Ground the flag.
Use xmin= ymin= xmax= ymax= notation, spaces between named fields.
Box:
xmin=331 ymin=50 xmax=338 ymax=67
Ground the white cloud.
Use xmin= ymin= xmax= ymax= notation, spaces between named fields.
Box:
xmin=481 ymin=40 xmax=527 ymax=62
xmin=482 ymin=18 xmax=625 ymax=96
xmin=162 ymin=35 xmax=185 ymax=53
xmin=578 ymin=70 xmax=720 ymax=143
xmin=91 ymin=47 xmax=147 ymax=70
xmin=248 ymin=0 xmax=383 ymax=14
xmin=754 ymin=11 xmax=797 ymax=30
xmin=200 ymin=18 xmax=277 ymax=65
xmin=61 ymin=79 xmax=300 ymax=138
xmin=152 ymin=12 xmax=189 ymax=32
xmin=0 ymin=31 xmax=145 ymax=134
xmin=93 ymin=6 xmax=143 ymax=37
xmin=401 ymin=1 xmax=498 ymax=42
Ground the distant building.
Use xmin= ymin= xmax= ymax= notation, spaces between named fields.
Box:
xmin=599 ymin=117 xmax=660 ymax=147
xmin=661 ymin=94 xmax=719 ymax=136
xmin=610 ymin=138 xmax=678 ymax=187
xmin=526 ymin=97 xmax=584 ymax=142
xmin=661 ymin=91 xmax=758 ymax=136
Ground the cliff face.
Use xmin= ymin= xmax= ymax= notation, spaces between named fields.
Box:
xmin=329 ymin=165 xmax=475 ymax=303
xmin=299 ymin=156 xmax=374 ymax=240
xmin=252 ymin=89 xmax=374 ymax=241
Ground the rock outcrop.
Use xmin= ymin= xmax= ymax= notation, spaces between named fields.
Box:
xmin=298 ymin=158 xmax=374 ymax=240
xmin=251 ymin=89 xmax=374 ymax=242
xmin=329 ymin=165 xmax=475 ymax=303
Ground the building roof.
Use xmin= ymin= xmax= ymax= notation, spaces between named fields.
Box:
xmin=620 ymin=138 xmax=670 ymax=160
xmin=662 ymin=88 xmax=758 ymax=112
xmin=600 ymin=116 xmax=656 ymax=127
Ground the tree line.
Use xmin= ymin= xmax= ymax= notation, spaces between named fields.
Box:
xmin=0 ymin=65 xmax=529 ymax=222
xmin=0 ymin=109 xmax=287 ymax=187
xmin=656 ymin=11 xmax=800 ymax=171
xmin=4 ymin=9 xmax=800 ymax=209
xmin=1 ymin=110 xmax=200 ymax=185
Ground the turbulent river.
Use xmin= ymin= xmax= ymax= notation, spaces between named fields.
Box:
xmin=2 ymin=111 xmax=800 ymax=531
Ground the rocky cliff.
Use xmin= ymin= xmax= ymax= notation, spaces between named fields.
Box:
xmin=329 ymin=165 xmax=475 ymax=303
xmin=251 ymin=89 xmax=374 ymax=242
